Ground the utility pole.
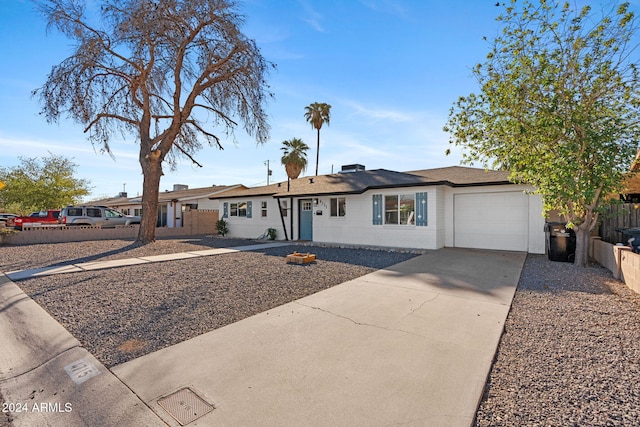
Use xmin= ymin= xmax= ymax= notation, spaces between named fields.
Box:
xmin=264 ymin=160 xmax=272 ymax=185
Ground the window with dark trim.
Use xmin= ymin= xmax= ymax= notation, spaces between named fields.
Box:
xmin=330 ymin=197 xmax=346 ymax=217
xmin=261 ymin=201 xmax=268 ymax=217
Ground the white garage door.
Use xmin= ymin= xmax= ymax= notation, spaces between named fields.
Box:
xmin=454 ymin=192 xmax=529 ymax=251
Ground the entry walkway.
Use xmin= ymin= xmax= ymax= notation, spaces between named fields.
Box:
xmin=5 ymin=242 xmax=290 ymax=281
xmin=0 ymin=247 xmax=526 ymax=427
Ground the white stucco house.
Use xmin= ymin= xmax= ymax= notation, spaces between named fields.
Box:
xmin=211 ymin=165 xmax=546 ymax=253
xmin=94 ymin=184 xmax=246 ymax=227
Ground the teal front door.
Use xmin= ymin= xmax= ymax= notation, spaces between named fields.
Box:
xmin=299 ymin=199 xmax=313 ymax=240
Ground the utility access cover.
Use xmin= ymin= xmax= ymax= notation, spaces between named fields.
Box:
xmin=157 ymin=387 xmax=214 ymax=425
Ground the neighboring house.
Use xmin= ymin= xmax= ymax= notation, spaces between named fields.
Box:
xmin=93 ymin=184 xmax=246 ymax=227
xmin=613 ymin=149 xmax=640 ymax=202
xmin=211 ymin=165 xmax=546 ymax=254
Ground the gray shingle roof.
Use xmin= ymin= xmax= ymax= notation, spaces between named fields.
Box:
xmin=405 ymin=166 xmax=511 ymax=186
xmin=210 ymin=166 xmax=513 ymax=200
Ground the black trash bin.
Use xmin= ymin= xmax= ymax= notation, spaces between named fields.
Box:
xmin=546 ymin=222 xmax=576 ymax=262
xmin=616 ymin=227 xmax=640 ymax=253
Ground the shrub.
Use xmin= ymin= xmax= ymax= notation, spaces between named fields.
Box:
xmin=216 ymin=219 xmax=229 ymax=236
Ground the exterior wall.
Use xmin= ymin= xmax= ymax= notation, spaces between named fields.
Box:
xmin=311 ymin=187 xmax=442 ymax=250
xmin=527 ymin=194 xmax=546 ymax=254
xmin=590 ymin=237 xmax=640 ymax=294
xmin=221 ymin=198 xmax=287 ymax=240
xmin=435 ymin=186 xmax=447 ymax=249
xmin=197 ymin=198 xmax=220 ymax=211
xmin=443 ymin=185 xmax=545 ymax=254
xmin=218 ymin=184 xmax=545 ymax=253
xmin=167 ymin=202 xmax=180 ymax=228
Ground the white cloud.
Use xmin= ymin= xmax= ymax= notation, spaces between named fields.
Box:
xmin=342 ymin=100 xmax=414 ymax=123
xmin=298 ymin=0 xmax=325 ymax=32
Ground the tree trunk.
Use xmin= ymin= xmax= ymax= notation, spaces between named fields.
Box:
xmin=137 ymin=151 xmax=163 ymax=244
xmin=315 ymin=127 xmax=320 ymax=176
xmin=573 ymin=224 xmax=590 ymax=267
xmin=573 ymin=209 xmax=599 ymax=267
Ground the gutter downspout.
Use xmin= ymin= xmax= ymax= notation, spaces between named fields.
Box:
xmin=276 ymin=198 xmax=289 ymax=241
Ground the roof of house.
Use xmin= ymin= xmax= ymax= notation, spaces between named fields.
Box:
xmin=90 ymin=195 xmax=139 ymax=206
xmin=405 ymin=166 xmax=511 ymax=186
xmin=157 ymin=184 xmax=246 ymax=202
xmin=92 ymin=184 xmax=246 ymax=206
xmin=210 ymin=166 xmax=513 ymax=200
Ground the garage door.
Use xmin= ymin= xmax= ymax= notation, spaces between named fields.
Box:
xmin=454 ymin=192 xmax=528 ymax=251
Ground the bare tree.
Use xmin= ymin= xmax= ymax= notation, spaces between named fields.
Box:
xmin=34 ymin=0 xmax=273 ymax=243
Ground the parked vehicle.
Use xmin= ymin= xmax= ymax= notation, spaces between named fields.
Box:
xmin=13 ymin=210 xmax=61 ymax=230
xmin=0 ymin=213 xmax=17 ymax=227
xmin=58 ymin=206 xmax=141 ymax=228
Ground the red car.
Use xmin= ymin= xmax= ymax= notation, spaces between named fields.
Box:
xmin=12 ymin=210 xmax=61 ymax=230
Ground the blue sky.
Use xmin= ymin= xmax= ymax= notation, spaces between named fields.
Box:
xmin=0 ymin=0 xmax=610 ymax=200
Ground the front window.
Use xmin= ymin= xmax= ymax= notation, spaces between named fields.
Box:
xmin=230 ymin=202 xmax=247 ymax=217
xmin=280 ymin=200 xmax=288 ymax=217
xmin=261 ymin=201 xmax=268 ymax=217
xmin=385 ymin=195 xmax=415 ymax=225
xmin=330 ymin=197 xmax=346 ymax=217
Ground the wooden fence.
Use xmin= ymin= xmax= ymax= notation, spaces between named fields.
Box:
xmin=183 ymin=209 xmax=219 ymax=235
xmin=599 ymin=203 xmax=640 ymax=244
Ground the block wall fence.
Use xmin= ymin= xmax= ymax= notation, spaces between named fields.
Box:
xmin=590 ymin=237 xmax=640 ymax=294
xmin=0 ymin=210 xmax=219 ymax=245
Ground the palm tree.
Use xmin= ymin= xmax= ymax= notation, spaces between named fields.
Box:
xmin=304 ymin=102 xmax=331 ymax=176
xmin=281 ymin=138 xmax=309 ymax=180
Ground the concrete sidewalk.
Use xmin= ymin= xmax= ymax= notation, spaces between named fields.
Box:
xmin=4 ymin=242 xmax=290 ymax=281
xmin=1 ymin=247 xmax=526 ymax=427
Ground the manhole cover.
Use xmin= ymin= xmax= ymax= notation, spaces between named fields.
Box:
xmin=157 ymin=387 xmax=214 ymax=425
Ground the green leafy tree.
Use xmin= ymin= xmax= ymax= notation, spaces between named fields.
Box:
xmin=304 ymin=102 xmax=331 ymax=176
xmin=0 ymin=154 xmax=90 ymax=214
xmin=281 ymin=138 xmax=309 ymax=180
xmin=34 ymin=0 xmax=273 ymax=244
xmin=444 ymin=1 xmax=640 ymax=266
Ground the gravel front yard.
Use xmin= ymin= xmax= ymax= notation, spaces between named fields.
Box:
xmin=1 ymin=237 xmax=417 ymax=368
xmin=475 ymin=255 xmax=640 ymax=426
xmin=2 ymin=237 xmax=640 ymax=424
